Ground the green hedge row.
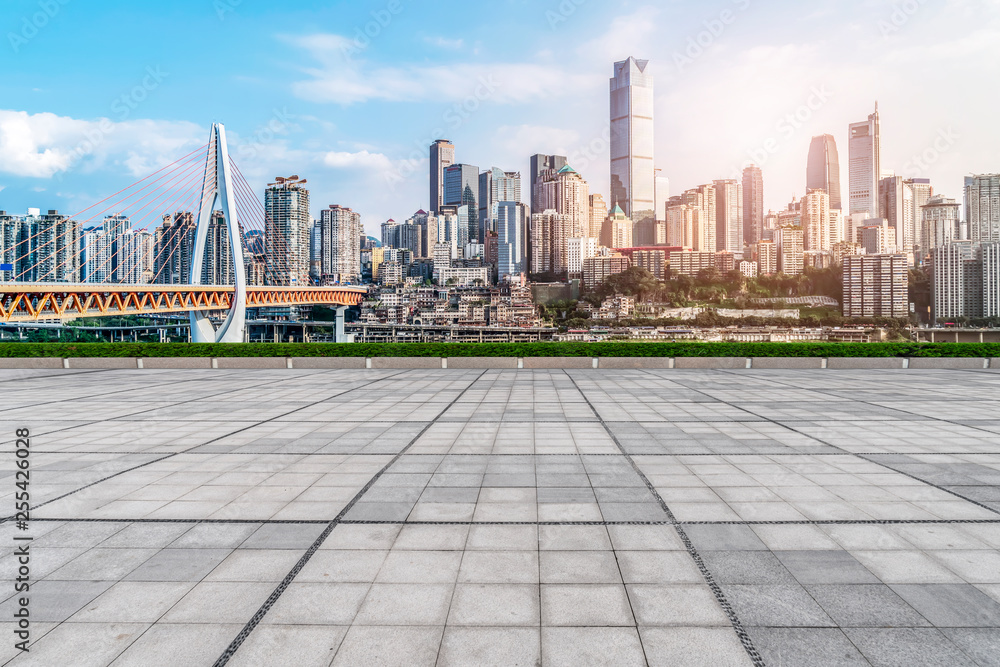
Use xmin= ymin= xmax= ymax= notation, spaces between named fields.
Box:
xmin=1 ymin=342 xmax=999 ymax=358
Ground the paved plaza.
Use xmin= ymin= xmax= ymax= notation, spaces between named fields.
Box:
xmin=2 ymin=367 xmax=1000 ymax=666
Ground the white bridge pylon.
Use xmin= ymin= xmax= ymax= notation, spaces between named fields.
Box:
xmin=190 ymin=123 xmax=247 ymax=343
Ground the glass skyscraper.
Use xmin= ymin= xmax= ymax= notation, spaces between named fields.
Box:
xmin=849 ymin=105 xmax=881 ymax=218
xmin=807 ymin=134 xmax=842 ymax=211
xmin=610 ymin=57 xmax=655 ymax=226
xmin=444 ymin=163 xmax=479 ymax=244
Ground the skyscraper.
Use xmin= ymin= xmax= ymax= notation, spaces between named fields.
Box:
xmin=806 ymin=135 xmax=842 ymax=210
xmin=444 ymin=163 xmax=479 ymax=245
xmin=530 ymin=154 xmax=567 ymax=212
xmin=683 ymin=185 xmax=717 ymax=252
xmin=320 ymin=204 xmax=362 ymax=283
xmin=849 ymin=105 xmax=881 ymax=218
xmin=536 ymin=165 xmax=590 ymax=242
xmin=966 ymin=174 xmax=1000 ymax=242
xmin=479 ymin=168 xmax=521 ymax=240
xmin=610 ymin=57 xmax=655 ymax=224
xmin=589 ymin=194 xmax=608 ymax=239
xmin=264 ymin=175 xmax=311 ymax=286
xmin=922 ymin=196 xmax=961 ymax=251
xmin=713 ymin=180 xmax=743 ymax=253
xmin=497 ymin=201 xmax=529 ymax=281
xmin=742 ymin=165 xmax=763 ymax=247
xmin=879 ymin=176 xmax=915 ymax=257
xmin=802 ymin=189 xmax=831 ymax=252
xmin=429 ymin=139 xmax=455 ymax=214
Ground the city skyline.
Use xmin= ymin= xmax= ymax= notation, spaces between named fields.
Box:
xmin=1 ymin=1 xmax=997 ymax=237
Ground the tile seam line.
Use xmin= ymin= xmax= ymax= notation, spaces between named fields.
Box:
xmin=0 ymin=371 xmax=407 ymax=524
xmin=22 ymin=517 xmax=1000 ymax=526
xmin=211 ymin=369 xmax=488 ymax=667
xmin=562 ymin=369 xmax=766 ymax=667
xmin=711 ymin=369 xmax=1000 ymax=517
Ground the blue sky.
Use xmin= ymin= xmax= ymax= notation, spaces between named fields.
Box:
xmin=1 ymin=0 xmax=998 ymax=236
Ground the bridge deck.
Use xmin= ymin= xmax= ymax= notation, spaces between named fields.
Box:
xmin=0 ymin=284 xmax=367 ymax=322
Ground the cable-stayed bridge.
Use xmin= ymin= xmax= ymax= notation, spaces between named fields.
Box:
xmin=0 ymin=124 xmax=366 ymax=342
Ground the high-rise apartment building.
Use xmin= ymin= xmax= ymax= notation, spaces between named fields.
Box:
xmin=202 ymin=211 xmax=233 ymax=285
xmin=497 ymin=201 xmax=529 ymax=281
xmin=153 ymin=212 xmax=196 ymax=284
xmin=536 ymin=165 xmax=590 ymax=241
xmin=849 ymin=105 xmax=881 ymax=218
xmin=742 ymin=165 xmax=763 ymax=246
xmin=529 ymin=210 xmax=571 ymax=275
xmin=429 ymin=139 xmax=455 ymax=214
xmin=843 ymin=254 xmax=908 ymax=318
xmin=806 ymin=135 xmax=842 ymax=211
xmin=858 ymin=220 xmax=896 ymax=255
xmin=319 ymin=204 xmax=362 ymax=283
xmin=683 ymin=185 xmax=717 ymax=252
xmin=530 ymin=154 xmax=567 ymax=212
xmin=444 ymin=164 xmax=479 ymax=244
xmin=610 ymin=57 xmax=655 ymax=226
xmin=802 ymin=189 xmax=831 ymax=252
xmin=922 ymin=195 xmax=961 ymax=251
xmin=264 ymin=176 xmax=311 ymax=286
xmin=567 ymin=237 xmax=600 ymax=278
xmin=932 ymin=241 xmax=981 ymax=322
xmin=966 ymin=174 xmax=1000 ymax=242
xmin=479 ymin=168 xmax=521 ymax=240
xmin=879 ymin=176 xmax=917 ymax=257
xmin=909 ymin=178 xmax=933 ymax=251
xmin=407 ymin=210 xmax=439 ymax=259
xmin=604 ymin=205 xmax=633 ymax=249
xmin=776 ymin=226 xmax=804 ymax=275
xmin=589 ymin=194 xmax=608 ymax=239
xmin=35 ymin=210 xmax=79 ymax=283
xmin=714 ymin=179 xmax=743 ymax=253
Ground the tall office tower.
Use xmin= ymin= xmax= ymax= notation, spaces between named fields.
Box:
xmin=802 ymin=189 xmax=831 ymax=252
xmin=806 ymin=134 xmax=842 ymax=210
xmin=479 ymin=168 xmax=521 ymax=240
xmin=965 ymin=174 xmax=1000 ymax=242
xmin=683 ymin=185 xmax=717 ymax=251
xmin=497 ymin=201 xmax=529 ymax=281
xmin=776 ymin=226 xmax=804 ymax=275
xmin=655 ymin=170 xmax=670 ymax=222
xmin=536 ymin=165 xmax=590 ymax=241
xmin=35 ymin=210 xmax=79 ymax=283
xmin=610 ymin=57 xmax=655 ymax=225
xmin=320 ymin=205 xmax=363 ymax=283
xmin=908 ymin=178 xmax=933 ymax=251
xmin=742 ymin=165 xmax=764 ymax=246
xmin=849 ymin=104 xmax=881 ymax=218
xmin=429 ymin=139 xmax=455 ymax=214
xmin=922 ymin=196 xmax=961 ymax=251
xmin=407 ymin=210 xmax=439 ymax=258
xmin=530 ymin=154 xmax=567 ymax=212
xmin=202 ymin=211 xmax=233 ymax=285
xmin=444 ymin=163 xmax=480 ymax=243
xmin=879 ymin=176 xmax=916 ymax=258
xmin=529 ymin=210 xmax=571 ymax=275
xmin=603 ymin=205 xmax=633 ymax=249
xmin=589 ymin=194 xmax=608 ymax=238
xmin=154 ymin=212 xmax=196 ymax=284
xmin=264 ymin=176 xmax=311 ymax=286
xmin=713 ymin=180 xmax=743 ymax=253
xmin=932 ymin=241 xmax=981 ymax=322
xmin=843 ymin=254 xmax=908 ymax=318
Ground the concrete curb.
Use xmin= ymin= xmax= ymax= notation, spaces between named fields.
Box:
xmin=521 ymin=357 xmax=595 ymax=369
xmin=289 ymin=357 xmax=367 ymax=369
xmin=2 ymin=357 xmax=998 ymax=371
xmin=65 ymin=357 xmax=139 ymax=369
xmin=446 ymin=357 xmax=519 ymax=369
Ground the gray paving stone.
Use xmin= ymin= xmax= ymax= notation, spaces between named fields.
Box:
xmin=774 ymin=550 xmax=881 ymax=584
xmin=748 ymin=627 xmax=869 ymax=666
xmin=438 ymin=627 xmax=540 ymax=666
xmin=806 ymin=584 xmax=931 ymax=627
xmin=722 ymin=584 xmax=835 ymax=627
xmin=891 ymin=584 xmax=1000 ymax=627
xmin=845 ymin=628 xmax=980 ymax=667
xmin=941 ymin=628 xmax=1000 ymax=667
xmin=684 ymin=524 xmax=769 ymax=551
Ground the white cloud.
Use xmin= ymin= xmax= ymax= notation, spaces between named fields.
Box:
xmin=0 ymin=109 xmax=203 ymax=179
xmin=323 ymin=149 xmax=394 ymax=171
xmin=425 ymin=36 xmax=463 ymax=50
xmin=285 ymin=34 xmax=592 ymax=105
